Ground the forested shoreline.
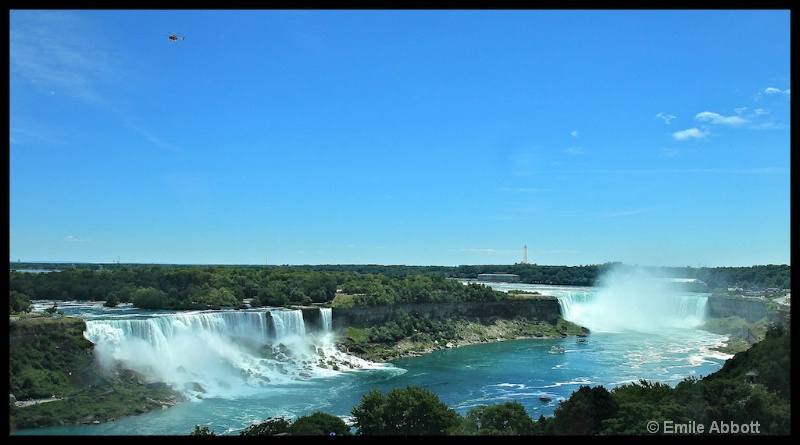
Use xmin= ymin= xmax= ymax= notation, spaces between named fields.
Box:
xmin=9 ymin=262 xmax=791 ymax=313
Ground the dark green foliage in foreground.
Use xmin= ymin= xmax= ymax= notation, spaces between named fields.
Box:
xmin=238 ymin=413 xmax=351 ymax=436
xmin=350 ymin=385 xmax=462 ymax=435
xmin=548 ymin=385 xmax=619 ymax=435
xmin=599 ymin=380 xmax=689 ymax=435
xmin=190 ymin=425 xmax=215 ymax=436
xmin=457 ymin=401 xmax=539 ymax=435
xmin=701 ymin=323 xmax=790 ymax=398
xmin=239 ymin=417 xmax=292 ymax=436
xmin=289 ymin=412 xmax=352 ymax=436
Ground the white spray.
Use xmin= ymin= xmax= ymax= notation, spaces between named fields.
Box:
xmin=562 ymin=264 xmax=708 ymax=332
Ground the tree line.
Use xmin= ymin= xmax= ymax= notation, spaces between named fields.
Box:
xmin=8 ymin=265 xmax=511 ymax=312
xmin=9 ymin=262 xmax=790 ymax=314
xmin=12 ymin=262 xmax=791 ymax=289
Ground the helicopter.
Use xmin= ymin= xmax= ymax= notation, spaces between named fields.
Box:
xmin=167 ymin=33 xmax=185 ymax=42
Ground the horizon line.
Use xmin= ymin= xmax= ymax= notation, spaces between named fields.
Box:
xmin=8 ymin=260 xmax=790 ymax=269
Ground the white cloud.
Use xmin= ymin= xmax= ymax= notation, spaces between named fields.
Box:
xmin=672 ymin=128 xmax=708 ymax=141
xmin=695 ymin=111 xmax=747 ymax=126
xmin=656 ymin=112 xmax=676 ymax=124
xmin=764 ymin=87 xmax=789 ymax=95
xmin=564 ymin=147 xmax=584 ymax=155
xmin=570 ymin=130 xmax=580 ymax=138
xmin=65 ymin=235 xmax=89 ymax=242
xmin=754 ymin=108 xmax=769 ymax=115
xmin=755 ymin=87 xmax=790 ymax=101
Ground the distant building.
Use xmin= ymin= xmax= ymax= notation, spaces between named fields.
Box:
xmin=477 ymin=273 xmax=520 ymax=283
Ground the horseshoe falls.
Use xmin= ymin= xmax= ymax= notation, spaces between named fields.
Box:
xmin=564 ymin=268 xmax=710 ymax=332
xmin=480 ymin=268 xmax=710 ymax=333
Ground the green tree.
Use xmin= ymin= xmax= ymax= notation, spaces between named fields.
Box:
xmin=289 ymin=411 xmax=352 ymax=436
xmin=9 ymin=290 xmax=31 ymax=313
xmin=258 ymin=282 xmax=288 ymax=307
xmin=460 ymin=401 xmax=538 ymax=435
xmin=131 ymin=287 xmax=168 ymax=309
xmin=195 ymin=287 xmax=239 ymax=308
xmin=351 ymin=385 xmax=462 ymax=435
xmin=103 ymin=292 xmax=119 ymax=308
xmin=350 ymin=389 xmax=388 ymax=435
xmin=550 ymin=385 xmax=618 ymax=435
xmin=599 ymin=400 xmax=689 ymax=435
xmin=189 ymin=425 xmax=216 ymax=436
xmin=239 ymin=416 xmax=292 ymax=436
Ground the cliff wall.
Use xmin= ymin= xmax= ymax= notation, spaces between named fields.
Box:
xmin=320 ymin=298 xmax=562 ymax=330
xmin=706 ymin=295 xmax=789 ymax=324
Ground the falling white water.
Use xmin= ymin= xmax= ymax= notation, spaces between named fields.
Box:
xmin=560 ymin=266 xmax=709 ymax=332
xmin=320 ymin=307 xmax=333 ymax=332
xmin=83 ymin=307 xmax=387 ymax=401
xmin=270 ymin=309 xmax=306 ymax=342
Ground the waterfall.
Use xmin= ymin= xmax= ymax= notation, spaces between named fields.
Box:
xmin=677 ymin=294 xmax=709 ymax=326
xmin=83 ymin=308 xmax=386 ymax=400
xmin=320 ymin=307 xmax=333 ymax=332
xmin=84 ymin=310 xmax=272 ymax=352
xmin=556 ymin=292 xmax=709 ymax=332
xmin=554 ymin=266 xmax=710 ymax=332
xmin=269 ymin=309 xmax=306 ymax=340
xmin=548 ymin=288 xmax=593 ymax=321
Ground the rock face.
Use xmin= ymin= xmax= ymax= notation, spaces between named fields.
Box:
xmin=706 ymin=295 xmax=789 ymax=324
xmin=329 ymin=298 xmax=562 ymax=330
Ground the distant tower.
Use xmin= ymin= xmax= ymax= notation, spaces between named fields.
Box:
xmin=523 ymin=245 xmax=528 ymax=264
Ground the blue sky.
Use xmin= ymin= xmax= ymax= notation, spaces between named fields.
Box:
xmin=9 ymin=10 xmax=791 ymax=267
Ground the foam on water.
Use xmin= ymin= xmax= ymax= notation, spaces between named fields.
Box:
xmin=81 ymin=307 xmax=394 ymax=400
